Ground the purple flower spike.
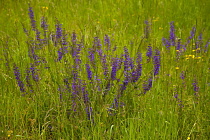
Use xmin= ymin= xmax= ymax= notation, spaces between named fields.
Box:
xmin=88 ymin=50 xmax=95 ymax=64
xmin=180 ymin=71 xmax=185 ymax=80
xmin=93 ymin=37 xmax=102 ymax=49
xmin=176 ymin=39 xmax=181 ymax=51
xmin=169 ymin=21 xmax=176 ymax=46
xmin=142 ymin=77 xmax=153 ymax=94
xmin=57 ymin=51 xmax=63 ymax=61
xmin=162 ymin=38 xmax=171 ymax=50
xmin=124 ymin=47 xmax=133 ymax=71
xmin=85 ymin=107 xmax=93 ymax=121
xmin=173 ymin=94 xmax=184 ymax=107
xmin=131 ymin=53 xmax=142 ymax=82
xmin=146 ymin=46 xmax=152 ymax=62
xmin=104 ymin=34 xmax=111 ymax=49
xmin=189 ymin=27 xmax=196 ymax=40
xmin=71 ymin=31 xmax=77 ymax=46
xmin=55 ymin=22 xmax=63 ymax=39
xmin=101 ymin=55 xmax=109 ymax=78
xmin=28 ymin=6 xmax=36 ymax=31
xmin=30 ymin=63 xmax=39 ymax=82
xmin=192 ymin=80 xmax=199 ymax=96
xmin=25 ymin=68 xmax=33 ymax=92
xmin=111 ymin=58 xmax=119 ymax=80
xmin=14 ymin=65 xmax=25 ymax=92
xmin=36 ymin=29 xmax=41 ymax=42
xmin=204 ymin=40 xmax=209 ymax=53
xmin=41 ymin=16 xmax=48 ymax=32
xmin=153 ymin=49 xmax=161 ymax=76
xmin=85 ymin=64 xmax=92 ymax=80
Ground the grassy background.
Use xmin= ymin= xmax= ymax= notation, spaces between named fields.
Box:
xmin=0 ymin=0 xmax=210 ymax=139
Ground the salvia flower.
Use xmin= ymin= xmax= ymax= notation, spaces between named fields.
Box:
xmin=71 ymin=31 xmax=77 ymax=46
xmin=30 ymin=63 xmax=39 ymax=82
xmin=57 ymin=50 xmax=64 ymax=61
xmin=174 ymin=94 xmax=184 ymax=107
xmin=57 ymin=47 xmax=68 ymax=61
xmin=111 ymin=57 xmax=119 ymax=80
xmin=108 ymin=97 xmax=125 ymax=115
xmin=104 ymin=34 xmax=111 ymax=49
xmin=176 ymin=39 xmax=181 ymax=51
xmin=41 ymin=16 xmax=48 ymax=32
xmin=189 ymin=27 xmax=196 ymax=40
xmin=85 ymin=64 xmax=92 ymax=80
xmin=28 ymin=6 xmax=36 ymax=31
xmin=195 ymin=33 xmax=203 ymax=51
xmin=101 ymin=55 xmax=109 ymax=78
xmin=93 ymin=37 xmax=102 ymax=49
xmin=85 ymin=107 xmax=93 ymax=121
xmin=131 ymin=53 xmax=142 ymax=82
xmin=55 ymin=22 xmax=63 ymax=39
xmin=63 ymin=78 xmax=71 ymax=93
xmin=88 ymin=50 xmax=95 ymax=64
xmin=153 ymin=49 xmax=161 ymax=76
xmin=71 ymin=82 xmax=78 ymax=111
xmin=25 ymin=68 xmax=33 ymax=92
xmin=176 ymin=39 xmax=182 ymax=59
xmin=13 ymin=65 xmax=25 ymax=92
xmin=162 ymin=38 xmax=171 ymax=50
xmin=124 ymin=47 xmax=133 ymax=71
xmin=35 ymin=29 xmax=41 ymax=43
xmin=97 ymin=48 xmax=103 ymax=58
xmin=169 ymin=21 xmax=176 ymax=46
xmin=62 ymin=33 xmax=68 ymax=46
xmin=146 ymin=45 xmax=152 ymax=62
xmin=180 ymin=71 xmax=185 ymax=80
xmin=142 ymin=77 xmax=153 ymax=94
xmin=192 ymin=80 xmax=199 ymax=96
xmin=204 ymin=40 xmax=209 ymax=53
xmin=186 ymin=27 xmax=196 ymax=45
xmin=40 ymin=16 xmax=48 ymax=42
xmin=120 ymin=77 xmax=129 ymax=92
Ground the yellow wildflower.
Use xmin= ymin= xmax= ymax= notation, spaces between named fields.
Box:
xmin=195 ymin=57 xmax=201 ymax=59
xmin=175 ymin=67 xmax=179 ymax=70
xmin=42 ymin=7 xmax=48 ymax=10
xmin=187 ymin=136 xmax=190 ymax=140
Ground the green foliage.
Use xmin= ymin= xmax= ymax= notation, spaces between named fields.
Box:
xmin=0 ymin=0 xmax=209 ymax=139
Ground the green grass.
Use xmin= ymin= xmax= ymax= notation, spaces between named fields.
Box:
xmin=0 ymin=0 xmax=210 ymax=139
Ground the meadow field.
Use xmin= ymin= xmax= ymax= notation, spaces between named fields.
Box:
xmin=0 ymin=0 xmax=210 ymax=139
